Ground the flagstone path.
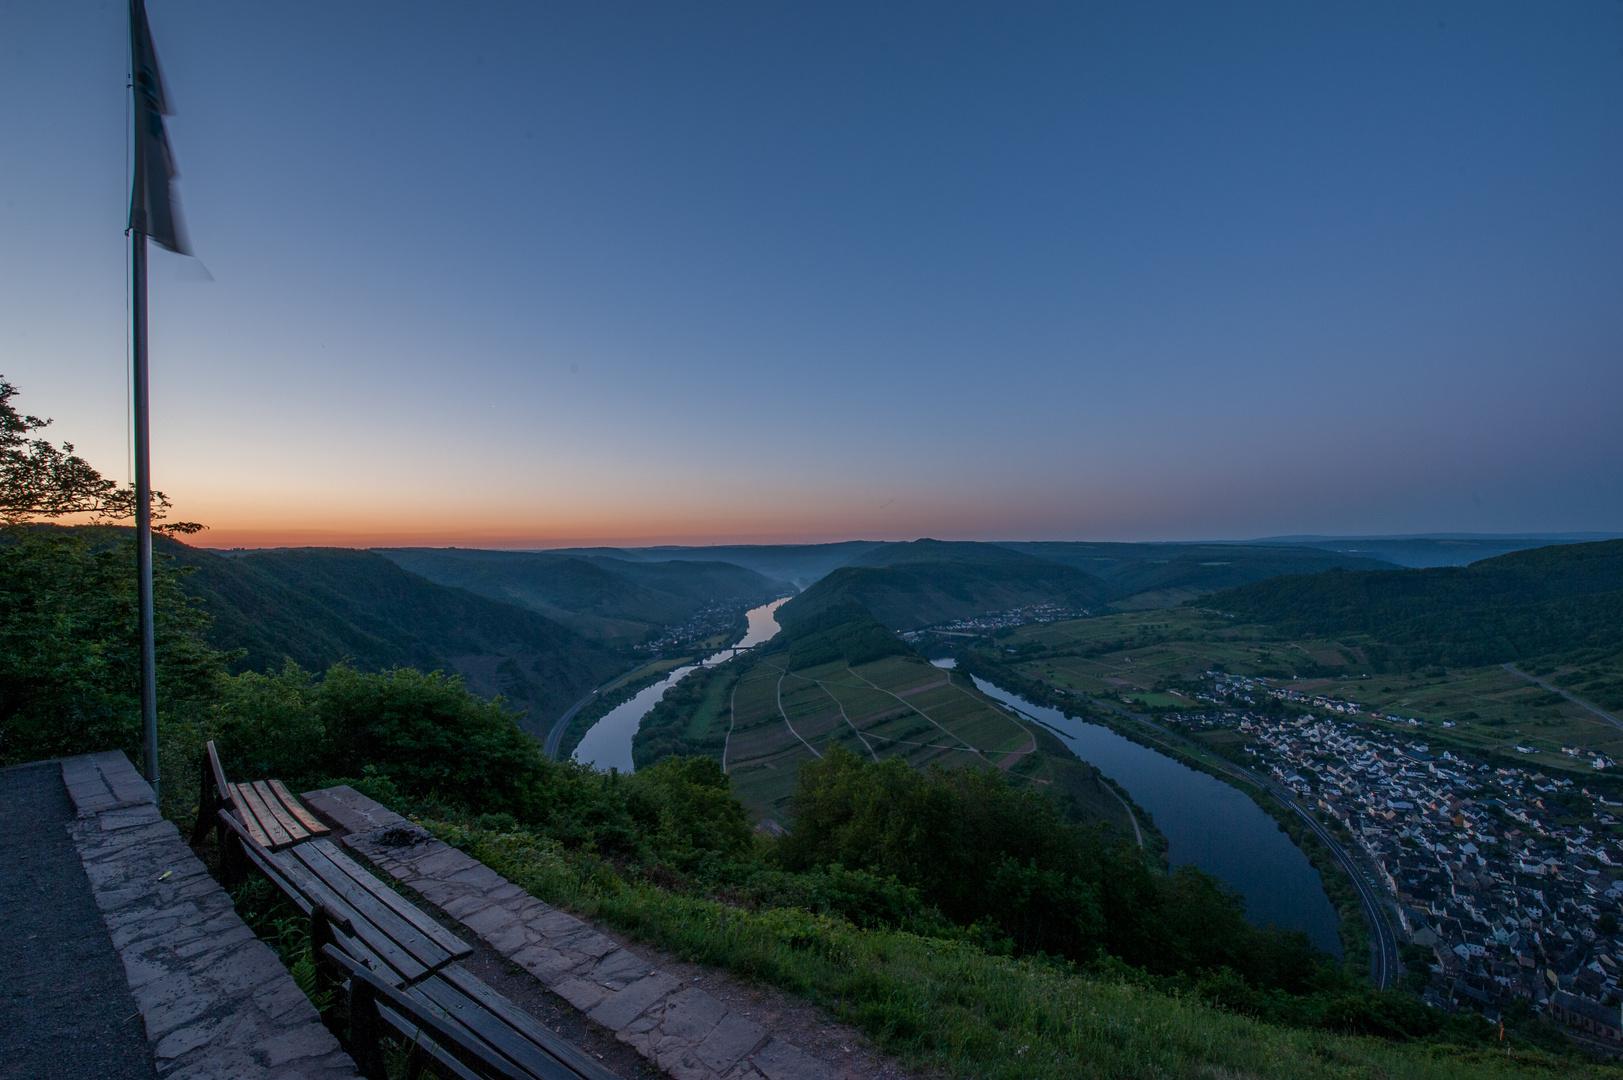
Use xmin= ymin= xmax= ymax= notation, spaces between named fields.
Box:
xmin=303 ymin=785 xmax=852 ymax=1080
xmin=62 ymin=752 xmax=357 ymax=1080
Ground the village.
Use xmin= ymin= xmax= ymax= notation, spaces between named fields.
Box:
xmin=900 ymin=603 xmax=1094 ymax=641
xmin=1177 ymin=673 xmax=1623 ymax=1044
xmin=634 ymin=599 xmax=758 ymax=654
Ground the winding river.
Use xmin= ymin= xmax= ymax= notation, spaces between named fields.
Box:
xmin=572 ymin=609 xmax=1340 ymax=955
xmin=572 ymin=598 xmax=788 ymax=774
xmin=954 ymin=665 xmax=1343 ymax=955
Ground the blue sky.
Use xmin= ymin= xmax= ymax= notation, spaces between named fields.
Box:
xmin=3 ymin=2 xmax=1622 ymax=546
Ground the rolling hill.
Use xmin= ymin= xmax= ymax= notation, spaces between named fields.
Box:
xmin=780 ymin=539 xmax=1118 ymax=631
xmin=377 ymin=548 xmax=789 ymax=646
xmin=558 ymin=542 xmax=885 ymax=590
xmin=997 ymin=542 xmax=1396 ymax=606
xmin=1249 ymin=533 xmax=1623 ymax=568
xmin=163 ymin=541 xmax=624 ymax=735
xmin=1204 ymin=538 xmax=1623 ymax=668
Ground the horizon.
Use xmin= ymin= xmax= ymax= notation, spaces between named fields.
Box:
xmin=189 ymin=529 xmax=1623 ymax=555
xmin=5 ymin=2 xmax=1622 ymax=546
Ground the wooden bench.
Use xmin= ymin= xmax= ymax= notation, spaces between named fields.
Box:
xmin=191 ymin=740 xmax=332 ymax=861
xmin=195 ymin=742 xmax=620 ymax=1080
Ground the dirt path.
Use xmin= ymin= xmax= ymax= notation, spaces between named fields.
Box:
xmin=1503 ymin=664 xmax=1623 ymax=732
xmin=764 ymin=663 xmax=824 ymax=759
xmin=794 ymin=672 xmax=879 ymax=761
xmin=841 ymin=666 xmax=991 ymax=765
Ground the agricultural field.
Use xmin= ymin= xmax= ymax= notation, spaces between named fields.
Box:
xmin=718 ymin=651 xmax=1140 ymax=835
xmin=977 ymin=609 xmax=1623 ymax=782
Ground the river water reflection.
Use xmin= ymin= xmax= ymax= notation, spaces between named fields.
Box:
xmin=957 ymin=666 xmax=1343 ymax=955
xmin=572 ymin=598 xmax=788 ymax=774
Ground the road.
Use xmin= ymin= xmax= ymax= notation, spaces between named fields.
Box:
xmin=543 ymin=660 xmax=664 ymax=760
xmin=1063 ymin=689 xmax=1402 ymax=988
xmin=1503 ymin=663 xmax=1623 ymax=733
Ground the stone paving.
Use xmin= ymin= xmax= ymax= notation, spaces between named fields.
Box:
xmin=303 ymin=785 xmax=848 ymax=1080
xmin=64 ymin=751 xmax=357 ymax=1080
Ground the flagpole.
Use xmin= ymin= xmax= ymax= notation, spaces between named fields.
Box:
xmin=129 ymin=0 xmax=159 ymax=798
xmin=132 ymin=187 xmax=159 ymax=801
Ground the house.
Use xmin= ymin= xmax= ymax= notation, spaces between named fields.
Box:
xmin=1550 ymin=990 xmax=1623 ymax=1041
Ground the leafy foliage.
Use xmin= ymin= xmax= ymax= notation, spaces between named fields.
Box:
xmin=0 ymin=376 xmax=199 ymax=532
xmin=778 ymin=748 xmax=1327 ymax=990
xmin=0 ymin=527 xmax=221 ymax=766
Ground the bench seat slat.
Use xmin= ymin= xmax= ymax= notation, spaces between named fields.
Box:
xmin=235 ymin=781 xmax=295 ymax=849
xmin=251 ymin=779 xmax=311 ymax=843
xmin=440 ymin=966 xmax=623 ymax=1080
xmin=269 ymin=779 xmax=331 ymax=836
xmin=289 ymin=843 xmax=454 ymax=972
xmin=226 ymin=784 xmax=276 ymax=849
xmin=307 ymin=838 xmax=471 ymax=960
xmin=268 ymin=850 xmax=430 ymax=984
xmin=220 ymin=807 xmax=410 ymax=988
xmin=410 ymin=978 xmax=576 ymax=1080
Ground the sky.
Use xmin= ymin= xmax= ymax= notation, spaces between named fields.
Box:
xmin=3 ymin=1 xmax=1622 ymax=548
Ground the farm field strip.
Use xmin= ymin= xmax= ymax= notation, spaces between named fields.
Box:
xmin=722 ymin=654 xmax=1048 ymax=814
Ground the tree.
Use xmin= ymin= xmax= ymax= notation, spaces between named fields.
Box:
xmin=0 ymin=376 xmax=200 ymax=533
xmin=0 ymin=376 xmax=212 ymax=766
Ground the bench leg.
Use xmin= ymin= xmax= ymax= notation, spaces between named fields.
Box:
xmin=310 ymin=907 xmax=340 ymax=1019
xmin=348 ymin=979 xmax=388 ymax=1080
xmin=218 ymin=830 xmax=245 ymax=889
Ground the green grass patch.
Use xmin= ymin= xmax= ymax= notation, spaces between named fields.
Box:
xmin=426 ymin=821 xmax=1612 ymax=1080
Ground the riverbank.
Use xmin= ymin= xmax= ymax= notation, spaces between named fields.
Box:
xmin=959 ymin=655 xmax=1374 ymax=967
xmin=570 ymin=598 xmax=792 ymax=773
xmin=554 ymin=657 xmax=692 ymax=761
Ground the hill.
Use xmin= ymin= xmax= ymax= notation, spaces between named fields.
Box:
xmin=1205 ymin=538 xmax=1623 ymax=668
xmin=998 ymin=541 xmax=1396 ymax=606
xmin=563 ymin=541 xmax=885 ymax=590
xmin=163 ymin=541 xmax=624 ymax=735
xmin=1250 ymin=533 xmax=1623 ymax=568
xmin=547 ymin=539 xmax=1396 ymax=603
xmin=781 ymin=539 xmax=1118 ymax=631
xmin=378 ymin=548 xmax=789 ymax=646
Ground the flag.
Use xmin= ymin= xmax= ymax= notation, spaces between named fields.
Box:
xmin=129 ymin=0 xmax=189 ymax=254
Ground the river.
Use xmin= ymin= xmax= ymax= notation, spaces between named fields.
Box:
xmin=572 ymin=598 xmax=789 ymax=774
xmin=953 ymin=664 xmax=1343 ymax=955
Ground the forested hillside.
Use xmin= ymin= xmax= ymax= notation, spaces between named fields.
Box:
xmin=999 ymin=541 xmax=1396 ymax=603
xmin=598 ymin=541 xmax=884 ymax=589
xmin=1206 ymin=538 xmax=1623 ymax=668
xmin=165 ymin=541 xmax=624 ymax=732
xmin=378 ymin=548 xmax=788 ymax=646
xmin=783 ymin=539 xmax=1117 ymax=630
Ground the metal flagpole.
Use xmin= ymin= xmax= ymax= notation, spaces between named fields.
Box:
xmin=132 ymin=228 xmax=159 ymax=796
xmin=128 ymin=0 xmax=192 ymax=799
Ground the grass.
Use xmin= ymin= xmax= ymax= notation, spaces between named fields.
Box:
xmin=426 ymin=820 xmax=1618 ymax=1080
